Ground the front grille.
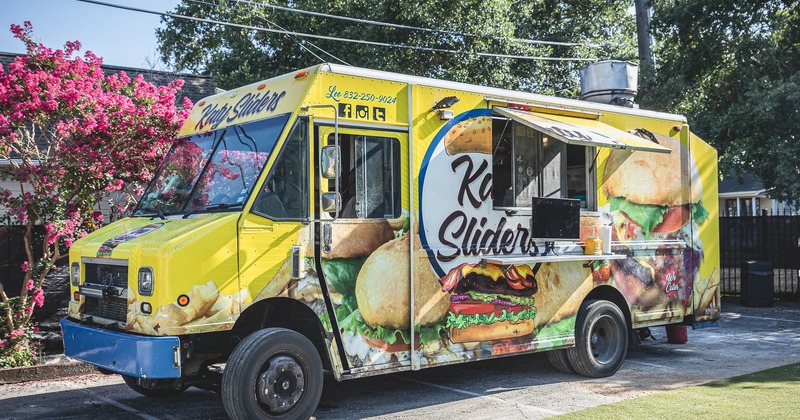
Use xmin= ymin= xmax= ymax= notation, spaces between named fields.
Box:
xmin=81 ymin=263 xmax=129 ymax=324
xmin=85 ymin=263 xmax=128 ymax=287
xmin=84 ymin=296 xmax=128 ymax=323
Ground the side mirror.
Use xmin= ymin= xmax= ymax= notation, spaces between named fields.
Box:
xmin=321 ymin=192 xmax=340 ymax=213
xmin=320 ymin=146 xmax=339 ymax=180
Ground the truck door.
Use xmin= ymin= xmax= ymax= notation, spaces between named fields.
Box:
xmin=314 ymin=125 xmax=411 ymax=372
xmin=238 ymin=118 xmax=312 ymax=307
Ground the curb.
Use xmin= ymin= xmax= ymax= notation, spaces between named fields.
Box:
xmin=0 ymin=360 xmax=98 ymax=385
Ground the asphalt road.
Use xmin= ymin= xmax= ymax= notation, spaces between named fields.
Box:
xmin=2 ymin=298 xmax=799 ymax=420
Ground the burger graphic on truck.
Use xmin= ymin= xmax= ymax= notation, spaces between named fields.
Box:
xmin=601 ymin=133 xmax=709 ymax=308
xmin=439 ymin=263 xmax=537 ymax=343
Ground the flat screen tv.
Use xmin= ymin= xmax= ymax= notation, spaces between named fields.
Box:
xmin=530 ymin=197 xmax=581 ymax=242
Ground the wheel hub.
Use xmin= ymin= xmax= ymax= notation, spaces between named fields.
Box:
xmin=590 ymin=315 xmax=621 ymax=365
xmin=257 ymin=355 xmax=305 ymax=413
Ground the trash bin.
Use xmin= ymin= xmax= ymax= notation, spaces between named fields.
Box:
xmin=740 ymin=260 xmax=773 ymax=307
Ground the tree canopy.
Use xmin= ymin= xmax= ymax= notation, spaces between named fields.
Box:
xmin=156 ymin=0 xmax=637 ymax=94
xmin=643 ymin=0 xmax=800 ymax=204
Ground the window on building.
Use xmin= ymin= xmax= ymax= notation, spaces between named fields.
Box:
xmin=725 ymin=199 xmax=738 ymax=217
xmin=491 ymin=117 xmax=595 ymax=210
xmin=328 ymin=133 xmax=401 ymax=219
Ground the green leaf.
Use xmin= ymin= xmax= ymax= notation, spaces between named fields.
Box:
xmin=318 ymin=312 xmax=332 ymax=332
xmin=321 ymin=257 xmax=367 ymax=295
xmin=534 ymin=316 xmax=576 ymax=349
xmin=610 ymin=196 xmax=668 ymax=238
xmin=418 ymin=323 xmax=447 ymax=344
xmin=693 ymin=202 xmax=710 ymax=224
xmin=446 ymin=307 xmax=537 ymax=330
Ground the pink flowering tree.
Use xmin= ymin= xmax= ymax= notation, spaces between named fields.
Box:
xmin=0 ymin=22 xmax=191 ymax=367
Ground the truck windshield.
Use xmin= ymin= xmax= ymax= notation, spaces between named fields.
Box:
xmin=135 ymin=113 xmax=290 ymax=215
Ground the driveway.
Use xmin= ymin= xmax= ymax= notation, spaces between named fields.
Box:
xmin=1 ymin=297 xmax=798 ymax=419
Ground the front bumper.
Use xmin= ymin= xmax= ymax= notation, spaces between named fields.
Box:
xmin=61 ymin=318 xmax=181 ymax=379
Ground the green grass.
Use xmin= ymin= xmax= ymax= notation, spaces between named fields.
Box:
xmin=557 ymin=363 xmax=800 ymax=419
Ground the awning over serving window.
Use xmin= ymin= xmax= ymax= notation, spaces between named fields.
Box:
xmin=493 ymin=107 xmax=672 ymax=154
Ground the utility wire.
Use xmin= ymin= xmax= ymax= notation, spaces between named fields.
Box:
xmin=233 ymin=0 xmax=600 ymax=49
xmin=184 ymin=0 xmax=351 ymax=66
xmin=74 ymin=0 xmax=596 ymax=62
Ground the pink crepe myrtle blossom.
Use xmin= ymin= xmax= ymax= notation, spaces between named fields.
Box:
xmin=0 ymin=22 xmax=191 ymax=367
xmin=32 ymin=289 xmax=44 ymax=308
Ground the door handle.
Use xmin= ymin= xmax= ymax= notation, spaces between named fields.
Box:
xmin=322 ymin=222 xmax=332 ymax=254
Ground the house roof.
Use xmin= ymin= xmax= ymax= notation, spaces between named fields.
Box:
xmin=718 ymin=172 xmax=766 ymax=195
xmin=0 ymin=52 xmax=215 ymax=104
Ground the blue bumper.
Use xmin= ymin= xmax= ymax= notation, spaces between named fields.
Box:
xmin=61 ymin=318 xmax=181 ymax=379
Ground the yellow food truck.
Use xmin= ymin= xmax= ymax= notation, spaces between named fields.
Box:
xmin=62 ymin=64 xmax=720 ymax=419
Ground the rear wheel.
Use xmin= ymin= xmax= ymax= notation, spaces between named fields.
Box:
xmin=221 ymin=328 xmax=323 ymax=420
xmin=567 ymin=300 xmax=628 ymax=378
xmin=122 ymin=375 xmax=187 ymax=398
xmin=547 ymin=349 xmax=575 ymax=374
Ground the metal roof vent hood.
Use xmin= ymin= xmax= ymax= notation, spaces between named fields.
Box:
xmin=579 ymin=60 xmax=638 ymax=108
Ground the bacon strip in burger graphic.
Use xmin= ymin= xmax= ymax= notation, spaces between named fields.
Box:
xmin=601 ymin=133 xmax=709 ymax=308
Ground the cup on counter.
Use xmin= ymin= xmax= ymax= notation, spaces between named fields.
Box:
xmin=599 ymin=225 xmax=612 ymax=254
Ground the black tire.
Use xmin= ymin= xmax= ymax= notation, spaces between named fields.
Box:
xmin=547 ymin=349 xmax=575 ymax=374
xmin=221 ymin=328 xmax=323 ymax=420
xmin=122 ymin=375 xmax=187 ymax=398
xmin=566 ymin=300 xmax=628 ymax=378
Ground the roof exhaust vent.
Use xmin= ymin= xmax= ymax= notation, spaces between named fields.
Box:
xmin=579 ymin=60 xmax=638 ymax=108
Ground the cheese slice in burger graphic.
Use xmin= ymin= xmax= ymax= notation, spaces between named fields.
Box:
xmin=602 ymin=133 xmax=709 ymax=307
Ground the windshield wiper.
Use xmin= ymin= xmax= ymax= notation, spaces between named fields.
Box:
xmin=183 ymin=202 xmax=243 ymax=219
xmin=137 ymin=207 xmax=166 ymax=220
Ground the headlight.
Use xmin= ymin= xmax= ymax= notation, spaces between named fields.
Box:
xmin=70 ymin=262 xmax=80 ymax=286
xmin=138 ymin=268 xmax=154 ymax=296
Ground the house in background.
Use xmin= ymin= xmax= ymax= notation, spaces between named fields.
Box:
xmin=718 ymin=172 xmax=797 ymax=216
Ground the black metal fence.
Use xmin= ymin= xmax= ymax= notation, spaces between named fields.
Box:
xmin=0 ymin=225 xmax=45 ymax=297
xmin=720 ymin=215 xmax=800 ymax=300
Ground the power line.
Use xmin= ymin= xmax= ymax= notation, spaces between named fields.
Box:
xmin=233 ymin=0 xmax=600 ymax=49
xmin=184 ymin=0 xmax=351 ymax=66
xmin=74 ymin=0 xmax=595 ymax=62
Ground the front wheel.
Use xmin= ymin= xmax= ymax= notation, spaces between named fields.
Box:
xmin=221 ymin=328 xmax=323 ymax=420
xmin=566 ymin=300 xmax=628 ymax=378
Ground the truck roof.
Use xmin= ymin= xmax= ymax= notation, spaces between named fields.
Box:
xmin=319 ymin=63 xmax=688 ymax=123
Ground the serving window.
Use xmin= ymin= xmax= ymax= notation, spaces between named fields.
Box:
xmin=491 ymin=116 xmax=596 ymax=210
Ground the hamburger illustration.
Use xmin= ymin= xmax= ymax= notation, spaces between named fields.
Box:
xmin=439 ymin=263 xmax=538 ymax=343
xmin=602 ymin=133 xmax=709 ymax=307
xmin=347 ymin=233 xmax=450 ymax=352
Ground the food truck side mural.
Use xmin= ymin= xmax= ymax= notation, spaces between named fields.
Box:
xmin=70 ymin=68 xmax=719 ymax=376
xmin=594 ymin=129 xmax=720 ymax=324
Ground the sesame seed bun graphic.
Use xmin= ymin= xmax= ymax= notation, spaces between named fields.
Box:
xmin=354 ymin=233 xmax=450 ymax=352
xmin=444 ymin=116 xmax=493 ymax=155
xmin=604 ymin=133 xmax=701 ymax=207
